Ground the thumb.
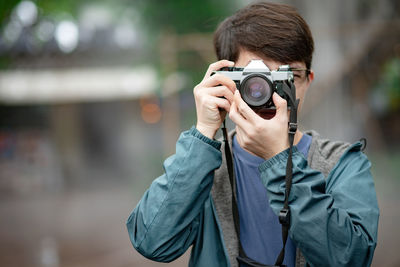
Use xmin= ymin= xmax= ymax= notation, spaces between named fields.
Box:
xmin=272 ymin=92 xmax=288 ymax=118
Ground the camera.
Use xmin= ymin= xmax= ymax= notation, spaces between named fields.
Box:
xmin=213 ymin=60 xmax=295 ymax=109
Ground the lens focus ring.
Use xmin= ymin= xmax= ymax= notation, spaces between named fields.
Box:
xmin=240 ymin=74 xmax=273 ymax=107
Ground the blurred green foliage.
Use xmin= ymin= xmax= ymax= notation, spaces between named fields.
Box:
xmin=35 ymin=0 xmax=81 ymax=15
xmin=373 ymin=57 xmax=400 ymax=111
xmin=136 ymin=0 xmax=236 ymax=34
xmin=0 ymin=0 xmax=20 ymax=22
xmin=0 ymin=0 xmax=81 ymax=22
xmin=1 ymin=0 xmax=237 ymax=33
xmin=382 ymin=57 xmax=400 ymax=110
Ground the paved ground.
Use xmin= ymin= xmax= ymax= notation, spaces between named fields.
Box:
xmin=371 ymin=162 xmax=400 ymax=267
xmin=0 ymin=185 xmax=188 ymax=267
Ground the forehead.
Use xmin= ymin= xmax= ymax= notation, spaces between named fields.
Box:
xmin=236 ymin=50 xmax=306 ymax=69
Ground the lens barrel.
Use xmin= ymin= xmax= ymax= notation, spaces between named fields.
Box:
xmin=240 ymin=74 xmax=273 ymax=107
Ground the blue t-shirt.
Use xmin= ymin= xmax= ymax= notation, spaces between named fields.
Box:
xmin=232 ymin=133 xmax=312 ymax=267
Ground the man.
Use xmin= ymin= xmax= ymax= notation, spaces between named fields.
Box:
xmin=126 ymin=2 xmax=379 ymax=267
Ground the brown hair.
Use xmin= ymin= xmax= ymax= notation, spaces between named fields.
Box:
xmin=213 ymin=1 xmax=314 ymax=69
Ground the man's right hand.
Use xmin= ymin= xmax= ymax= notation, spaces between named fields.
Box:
xmin=194 ymin=60 xmax=237 ymax=139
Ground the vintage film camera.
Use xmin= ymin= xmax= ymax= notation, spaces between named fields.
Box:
xmin=213 ymin=60 xmax=295 ymax=109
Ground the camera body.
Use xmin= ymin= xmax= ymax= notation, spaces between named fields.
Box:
xmin=213 ymin=60 xmax=295 ymax=109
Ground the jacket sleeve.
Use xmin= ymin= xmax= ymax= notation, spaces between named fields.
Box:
xmin=126 ymin=127 xmax=222 ymax=262
xmin=258 ymin=144 xmax=379 ymax=266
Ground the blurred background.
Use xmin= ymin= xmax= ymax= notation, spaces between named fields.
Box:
xmin=0 ymin=0 xmax=399 ymax=266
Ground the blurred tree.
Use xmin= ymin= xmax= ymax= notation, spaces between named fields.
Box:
xmin=133 ymin=0 xmax=239 ymax=80
xmin=0 ymin=0 xmax=81 ymax=22
xmin=370 ymin=57 xmax=400 ymax=146
xmin=136 ymin=0 xmax=237 ymax=34
xmin=0 ymin=0 xmax=18 ymax=22
xmin=1 ymin=0 xmax=237 ymax=32
xmin=382 ymin=57 xmax=400 ymax=111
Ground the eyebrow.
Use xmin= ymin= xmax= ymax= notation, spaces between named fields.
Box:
xmin=288 ymin=63 xmax=305 ymax=69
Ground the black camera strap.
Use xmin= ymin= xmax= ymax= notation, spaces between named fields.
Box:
xmin=275 ymin=81 xmax=299 ymax=266
xmin=222 ymin=81 xmax=299 ymax=267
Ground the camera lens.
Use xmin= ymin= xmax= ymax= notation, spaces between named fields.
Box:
xmin=241 ymin=75 xmax=272 ymax=107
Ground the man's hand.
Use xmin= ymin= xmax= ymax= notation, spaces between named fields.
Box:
xmin=194 ymin=60 xmax=237 ymax=139
xmin=229 ymin=91 xmax=290 ymax=159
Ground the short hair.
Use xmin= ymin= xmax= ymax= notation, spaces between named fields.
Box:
xmin=213 ymin=1 xmax=314 ymax=69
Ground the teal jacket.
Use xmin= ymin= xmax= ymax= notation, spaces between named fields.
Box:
xmin=126 ymin=127 xmax=379 ymax=267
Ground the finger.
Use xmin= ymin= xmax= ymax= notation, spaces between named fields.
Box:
xmin=235 ymin=125 xmax=254 ymax=155
xmin=229 ymin=100 xmax=251 ymax=129
xmin=213 ymin=97 xmax=231 ymax=112
xmin=205 ymin=85 xmax=234 ymax=103
xmin=235 ymin=126 xmax=246 ymax=147
xmin=272 ymin=92 xmax=288 ymax=119
xmin=202 ymin=73 xmax=237 ymax=93
xmin=204 ymin=60 xmax=235 ymax=79
xmin=233 ymin=90 xmax=257 ymax=123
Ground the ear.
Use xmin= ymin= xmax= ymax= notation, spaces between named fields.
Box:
xmin=308 ymin=70 xmax=315 ymax=83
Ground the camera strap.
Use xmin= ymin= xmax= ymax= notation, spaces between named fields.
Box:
xmin=275 ymin=81 xmax=299 ymax=266
xmin=222 ymin=81 xmax=299 ymax=267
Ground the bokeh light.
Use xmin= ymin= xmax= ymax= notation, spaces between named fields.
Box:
xmin=55 ymin=20 xmax=79 ymax=53
xmin=140 ymin=97 xmax=162 ymax=124
xmin=15 ymin=1 xmax=38 ymax=27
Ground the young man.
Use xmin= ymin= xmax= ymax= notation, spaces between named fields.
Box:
xmin=127 ymin=2 xmax=379 ymax=267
